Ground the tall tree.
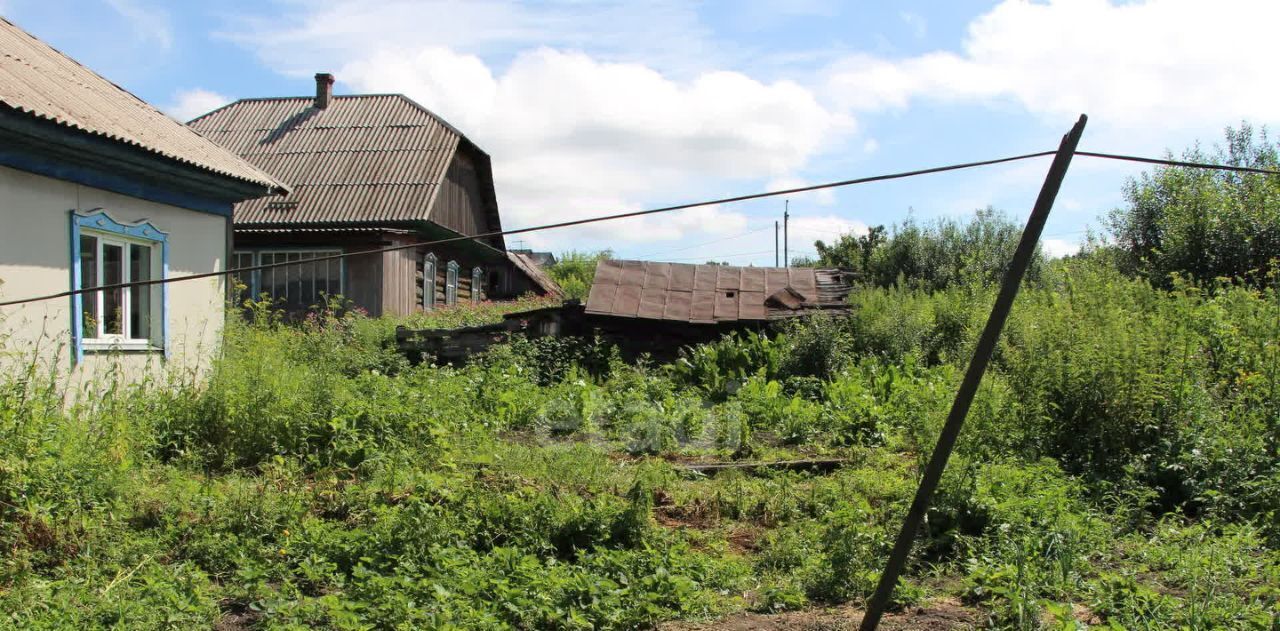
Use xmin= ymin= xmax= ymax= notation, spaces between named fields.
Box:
xmin=814 ymin=225 xmax=886 ymax=275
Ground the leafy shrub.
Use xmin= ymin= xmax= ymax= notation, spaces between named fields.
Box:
xmin=399 ymin=293 xmax=561 ymax=330
xmin=544 ymin=250 xmax=612 ymax=301
xmin=777 ymin=313 xmax=854 ymax=379
xmin=1107 ymin=123 xmax=1280 ymax=287
xmin=668 ymin=330 xmax=784 ymax=400
xmin=812 ymin=207 xmax=1042 ymax=292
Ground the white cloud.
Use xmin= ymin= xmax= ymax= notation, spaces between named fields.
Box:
xmin=336 ymin=47 xmax=851 ymax=243
xmin=1041 ymin=238 xmax=1080 ymax=258
xmin=899 ymin=11 xmax=927 ymax=39
xmin=104 ymin=0 xmax=172 ymax=50
xmin=826 ymin=0 xmax=1280 ymax=133
xmin=223 ymin=0 xmax=720 ymax=79
xmin=787 ymin=215 xmax=869 ymax=244
xmin=767 ymin=176 xmax=837 ymax=206
xmin=164 ymin=88 xmax=231 ymax=122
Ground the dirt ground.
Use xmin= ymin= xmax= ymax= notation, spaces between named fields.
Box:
xmin=659 ymin=598 xmax=978 ymax=631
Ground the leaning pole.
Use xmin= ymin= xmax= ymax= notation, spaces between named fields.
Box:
xmin=859 ymin=114 xmax=1088 ymax=631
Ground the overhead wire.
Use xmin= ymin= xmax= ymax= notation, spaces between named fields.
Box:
xmin=1076 ymin=151 xmax=1280 ymax=176
xmin=0 ymin=149 xmax=1059 ymax=308
xmin=3 ymin=147 xmax=1275 ymax=309
xmin=664 ymin=249 xmax=777 ymax=262
xmin=636 ymin=225 xmax=773 ymax=259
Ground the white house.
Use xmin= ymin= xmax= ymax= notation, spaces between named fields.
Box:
xmin=0 ymin=17 xmax=287 ymax=388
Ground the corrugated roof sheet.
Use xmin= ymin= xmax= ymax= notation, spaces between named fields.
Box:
xmin=585 ymin=259 xmax=851 ymax=323
xmin=0 ymin=17 xmax=285 ymax=192
xmin=189 ymin=94 xmax=467 ymax=226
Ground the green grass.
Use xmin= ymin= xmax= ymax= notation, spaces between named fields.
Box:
xmin=1 ymin=260 xmax=1277 ymax=629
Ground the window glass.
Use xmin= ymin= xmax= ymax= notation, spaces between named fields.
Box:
xmin=472 ymin=267 xmax=483 ymax=303
xmin=232 ymin=251 xmax=256 ymax=303
xmin=264 ymin=253 xmax=286 ymax=302
xmin=446 ymin=261 xmax=459 ymax=305
xmin=129 ymin=243 xmax=152 ymax=339
xmin=236 ymin=250 xmax=342 ymax=312
xmin=102 ymin=242 xmax=124 ymax=336
xmin=287 ymin=251 xmax=303 ymax=303
xmin=423 ymin=253 xmax=437 ymax=310
xmin=75 ymin=220 xmax=163 ymax=349
xmin=314 ymin=255 xmax=338 ymax=301
xmin=80 ymin=235 xmax=98 ymax=335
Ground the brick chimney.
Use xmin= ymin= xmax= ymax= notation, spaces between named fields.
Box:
xmin=314 ymin=73 xmax=334 ymax=109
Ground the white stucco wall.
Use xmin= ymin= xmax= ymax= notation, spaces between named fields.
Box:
xmin=0 ymin=164 xmax=229 ymax=394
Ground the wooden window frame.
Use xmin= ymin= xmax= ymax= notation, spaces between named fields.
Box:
xmin=446 ymin=260 xmax=459 ymax=306
xmin=423 ymin=252 xmax=438 ymax=311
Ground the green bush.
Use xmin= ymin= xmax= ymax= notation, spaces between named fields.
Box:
xmin=1107 ymin=123 xmax=1280 ymax=287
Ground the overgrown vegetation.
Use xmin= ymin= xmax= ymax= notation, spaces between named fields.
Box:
xmin=1106 ymin=123 xmax=1280 ymax=287
xmin=814 ymin=207 xmax=1041 ymax=291
xmin=545 ymin=250 xmax=612 ymax=301
xmin=1 ymin=130 xmax=1278 ymax=629
xmin=398 ymin=293 xmax=561 ymax=330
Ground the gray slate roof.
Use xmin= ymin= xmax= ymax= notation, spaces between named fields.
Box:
xmin=0 ymin=17 xmax=286 ymax=192
xmin=189 ymin=94 xmax=489 ymax=227
xmin=584 ymin=259 xmax=851 ymax=323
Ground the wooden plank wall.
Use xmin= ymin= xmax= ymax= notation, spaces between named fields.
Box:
xmin=429 ymin=153 xmax=487 ymax=237
xmin=345 ymin=248 xmax=382 ymax=317
xmin=380 ymin=234 xmax=419 ymax=316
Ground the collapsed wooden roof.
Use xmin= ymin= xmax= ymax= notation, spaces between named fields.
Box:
xmin=584 ymin=259 xmax=851 ymax=324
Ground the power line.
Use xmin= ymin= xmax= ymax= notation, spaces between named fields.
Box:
xmin=0 ymin=149 xmax=1058 ymax=308
xmin=6 ymin=147 xmax=1266 ymax=310
xmin=664 ymin=249 xmax=777 ymax=262
xmin=1077 ymin=151 xmax=1280 ymax=176
xmin=636 ymin=225 xmax=773 ymax=258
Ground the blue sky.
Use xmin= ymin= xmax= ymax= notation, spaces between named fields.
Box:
xmin=5 ymin=0 xmax=1277 ymax=264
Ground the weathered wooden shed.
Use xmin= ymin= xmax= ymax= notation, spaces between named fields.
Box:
xmin=397 ymin=260 xmax=853 ymax=363
xmin=577 ymin=259 xmax=852 ymax=357
xmin=188 ymin=74 xmax=557 ymax=316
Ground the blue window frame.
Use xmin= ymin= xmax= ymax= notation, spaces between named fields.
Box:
xmin=471 ymin=266 xmax=483 ymax=303
xmin=69 ymin=209 xmax=168 ymax=363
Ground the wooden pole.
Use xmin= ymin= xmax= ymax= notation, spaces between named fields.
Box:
xmin=784 ymin=201 xmax=790 ymax=268
xmin=775 ymin=220 xmax=780 ymax=267
xmin=858 ymin=114 xmax=1088 ymax=631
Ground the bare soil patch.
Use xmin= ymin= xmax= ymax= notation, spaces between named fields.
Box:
xmin=660 ymin=598 xmax=978 ymax=631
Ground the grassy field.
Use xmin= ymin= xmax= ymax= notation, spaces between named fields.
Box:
xmin=1 ymin=256 xmax=1278 ymax=629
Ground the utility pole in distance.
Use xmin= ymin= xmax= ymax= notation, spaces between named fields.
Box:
xmin=775 ymin=220 xmax=780 ymax=267
xmin=783 ymin=200 xmax=790 ymax=268
xmin=858 ymin=114 xmax=1088 ymax=631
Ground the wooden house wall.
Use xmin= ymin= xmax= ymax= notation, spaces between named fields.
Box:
xmin=429 ymin=152 xmax=488 ymax=238
xmin=345 ymin=251 xmax=382 ymax=316
xmin=414 ymin=241 xmax=494 ymax=310
xmin=381 ymin=233 xmax=420 ymax=317
xmin=236 ymin=229 xmax=547 ymax=319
